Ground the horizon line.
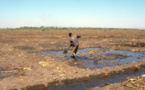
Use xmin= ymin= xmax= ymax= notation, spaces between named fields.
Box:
xmin=0 ymin=26 xmax=145 ymax=30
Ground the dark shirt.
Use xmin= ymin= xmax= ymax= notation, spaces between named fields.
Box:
xmin=69 ymin=35 xmax=81 ymax=46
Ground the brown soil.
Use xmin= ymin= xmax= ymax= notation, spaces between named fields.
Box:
xmin=0 ymin=30 xmax=145 ymax=90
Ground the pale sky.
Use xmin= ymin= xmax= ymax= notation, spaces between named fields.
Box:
xmin=0 ymin=0 xmax=145 ymax=29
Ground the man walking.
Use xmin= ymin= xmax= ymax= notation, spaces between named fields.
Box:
xmin=68 ymin=32 xmax=81 ymax=57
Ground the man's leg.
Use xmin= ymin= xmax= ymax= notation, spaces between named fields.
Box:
xmin=71 ymin=45 xmax=79 ymax=56
xmin=71 ymin=46 xmax=76 ymax=56
xmin=74 ymin=45 xmax=79 ymax=54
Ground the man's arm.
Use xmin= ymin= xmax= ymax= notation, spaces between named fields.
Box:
xmin=77 ymin=35 xmax=81 ymax=38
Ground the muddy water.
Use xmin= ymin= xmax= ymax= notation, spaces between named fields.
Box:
xmin=47 ymin=68 xmax=145 ymax=90
xmin=37 ymin=48 xmax=145 ymax=90
xmin=0 ymin=67 xmax=20 ymax=80
xmin=0 ymin=67 xmax=3 ymax=79
xmin=38 ymin=48 xmax=145 ymax=69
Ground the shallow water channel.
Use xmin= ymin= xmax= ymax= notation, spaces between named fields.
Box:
xmin=38 ymin=48 xmax=145 ymax=69
xmin=47 ymin=68 xmax=145 ymax=90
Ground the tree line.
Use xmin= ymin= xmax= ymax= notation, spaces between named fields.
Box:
xmin=0 ymin=26 xmax=143 ymax=31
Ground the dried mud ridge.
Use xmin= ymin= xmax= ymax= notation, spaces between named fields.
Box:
xmin=21 ymin=60 xmax=145 ymax=90
xmin=1 ymin=30 xmax=145 ymax=90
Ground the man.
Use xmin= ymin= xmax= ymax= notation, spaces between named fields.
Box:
xmin=69 ymin=32 xmax=81 ymax=57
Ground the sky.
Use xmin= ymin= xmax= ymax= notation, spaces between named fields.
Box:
xmin=0 ymin=0 xmax=145 ymax=29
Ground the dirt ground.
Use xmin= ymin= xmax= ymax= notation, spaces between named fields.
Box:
xmin=0 ymin=30 xmax=145 ymax=90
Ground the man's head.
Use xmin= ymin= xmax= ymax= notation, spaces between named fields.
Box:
xmin=68 ymin=32 xmax=72 ymax=37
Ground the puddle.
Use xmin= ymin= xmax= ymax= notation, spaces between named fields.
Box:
xmin=0 ymin=67 xmax=21 ymax=80
xmin=36 ymin=48 xmax=145 ymax=90
xmin=0 ymin=67 xmax=3 ymax=79
xmin=38 ymin=48 xmax=145 ymax=69
xmin=47 ymin=68 xmax=145 ymax=90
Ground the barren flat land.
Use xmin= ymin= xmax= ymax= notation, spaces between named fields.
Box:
xmin=0 ymin=30 xmax=145 ymax=90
